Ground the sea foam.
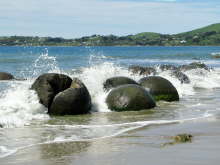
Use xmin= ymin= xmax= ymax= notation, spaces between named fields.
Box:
xmin=0 ymin=51 xmax=220 ymax=128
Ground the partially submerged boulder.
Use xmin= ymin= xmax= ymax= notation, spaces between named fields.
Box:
xmin=31 ymin=73 xmax=72 ymax=108
xmin=106 ymin=84 xmax=156 ymax=112
xmin=159 ymin=64 xmax=178 ymax=71
xmin=139 ymin=76 xmax=179 ymax=102
xmin=171 ymin=70 xmax=190 ymax=84
xmin=103 ymin=76 xmax=138 ymax=91
xmin=0 ymin=72 xmax=14 ymax=80
xmin=179 ymin=62 xmax=210 ymax=71
xmin=158 ymin=65 xmax=191 ymax=84
xmin=129 ymin=66 xmax=156 ymax=76
xmin=49 ymin=78 xmax=91 ymax=115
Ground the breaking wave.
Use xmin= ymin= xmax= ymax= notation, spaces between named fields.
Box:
xmin=0 ymin=50 xmax=220 ymax=128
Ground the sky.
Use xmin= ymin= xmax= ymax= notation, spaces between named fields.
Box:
xmin=0 ymin=0 xmax=220 ymax=38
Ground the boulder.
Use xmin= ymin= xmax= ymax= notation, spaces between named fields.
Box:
xmin=103 ymin=76 xmax=138 ymax=91
xmin=171 ymin=70 xmax=190 ymax=84
xmin=31 ymin=73 xmax=72 ymax=108
xmin=0 ymin=72 xmax=14 ymax=80
xmin=139 ymin=76 xmax=179 ymax=102
xmin=129 ymin=66 xmax=156 ymax=76
xmin=129 ymin=66 xmax=144 ymax=74
xmin=179 ymin=62 xmax=210 ymax=71
xmin=159 ymin=64 xmax=178 ymax=71
xmin=106 ymin=84 xmax=156 ymax=112
xmin=49 ymin=78 xmax=91 ymax=115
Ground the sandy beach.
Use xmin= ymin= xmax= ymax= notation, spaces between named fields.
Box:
xmin=1 ymin=115 xmax=219 ymax=165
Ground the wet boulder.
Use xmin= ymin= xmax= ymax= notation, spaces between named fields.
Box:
xmin=49 ymin=78 xmax=91 ymax=115
xmin=129 ymin=66 xmax=144 ymax=74
xmin=106 ymin=84 xmax=156 ymax=112
xmin=31 ymin=73 xmax=72 ymax=108
xmin=179 ymin=62 xmax=210 ymax=71
xmin=103 ymin=76 xmax=138 ymax=91
xmin=141 ymin=67 xmax=157 ymax=75
xmin=159 ymin=64 xmax=178 ymax=71
xmin=171 ymin=70 xmax=190 ymax=84
xmin=0 ymin=72 xmax=14 ymax=80
xmin=129 ymin=66 xmax=156 ymax=76
xmin=139 ymin=76 xmax=179 ymax=102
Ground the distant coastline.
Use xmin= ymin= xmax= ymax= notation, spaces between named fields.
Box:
xmin=1 ymin=23 xmax=220 ymax=46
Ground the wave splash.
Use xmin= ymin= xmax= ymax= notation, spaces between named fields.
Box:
xmin=0 ymin=51 xmax=220 ymax=128
xmin=0 ymin=50 xmax=220 ymax=159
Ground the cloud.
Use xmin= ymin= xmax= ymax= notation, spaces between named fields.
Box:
xmin=0 ymin=0 xmax=220 ymax=38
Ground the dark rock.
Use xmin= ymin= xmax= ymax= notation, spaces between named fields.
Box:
xmin=171 ymin=70 xmax=190 ymax=84
xmin=139 ymin=76 xmax=179 ymax=102
xmin=129 ymin=66 xmax=156 ymax=76
xmin=31 ymin=73 xmax=72 ymax=108
xmin=159 ymin=64 xmax=178 ymax=71
xmin=141 ymin=67 xmax=157 ymax=75
xmin=49 ymin=78 xmax=91 ymax=115
xmin=129 ymin=66 xmax=144 ymax=74
xmin=14 ymin=78 xmax=27 ymax=81
xmin=106 ymin=84 xmax=156 ymax=112
xmin=179 ymin=62 xmax=210 ymax=71
xmin=0 ymin=72 xmax=14 ymax=80
xmin=103 ymin=76 xmax=138 ymax=91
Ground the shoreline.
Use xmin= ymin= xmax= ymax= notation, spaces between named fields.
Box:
xmin=1 ymin=117 xmax=220 ymax=165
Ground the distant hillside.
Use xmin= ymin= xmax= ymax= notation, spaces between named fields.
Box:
xmin=0 ymin=23 xmax=220 ymax=46
xmin=175 ymin=23 xmax=220 ymax=45
xmin=177 ymin=23 xmax=220 ymax=36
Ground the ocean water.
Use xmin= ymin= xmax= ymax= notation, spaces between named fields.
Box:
xmin=0 ymin=46 xmax=220 ymax=163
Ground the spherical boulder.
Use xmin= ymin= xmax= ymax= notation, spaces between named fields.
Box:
xmin=31 ymin=73 xmax=72 ymax=108
xmin=106 ymin=84 xmax=156 ymax=112
xmin=103 ymin=76 xmax=138 ymax=91
xmin=49 ymin=78 xmax=91 ymax=115
xmin=0 ymin=72 xmax=14 ymax=80
xmin=139 ymin=76 xmax=179 ymax=102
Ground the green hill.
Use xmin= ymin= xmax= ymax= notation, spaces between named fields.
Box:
xmin=0 ymin=23 xmax=220 ymax=46
xmin=131 ymin=32 xmax=161 ymax=40
xmin=177 ymin=23 xmax=220 ymax=36
xmin=175 ymin=23 xmax=220 ymax=45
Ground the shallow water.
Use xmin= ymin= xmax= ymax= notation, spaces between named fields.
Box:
xmin=0 ymin=46 xmax=220 ymax=164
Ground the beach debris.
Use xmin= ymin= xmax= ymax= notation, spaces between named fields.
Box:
xmin=161 ymin=134 xmax=193 ymax=147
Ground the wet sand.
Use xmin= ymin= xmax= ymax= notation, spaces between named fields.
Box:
xmin=2 ymin=116 xmax=220 ymax=165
